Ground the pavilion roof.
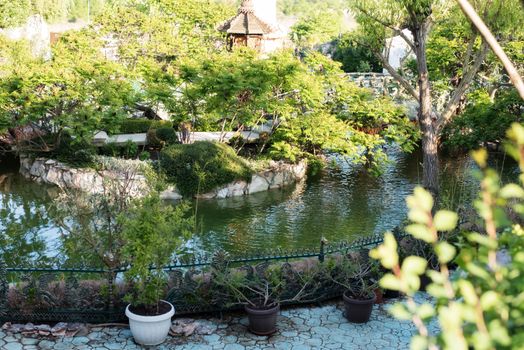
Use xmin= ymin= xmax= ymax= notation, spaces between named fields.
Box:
xmin=218 ymin=0 xmax=275 ymax=35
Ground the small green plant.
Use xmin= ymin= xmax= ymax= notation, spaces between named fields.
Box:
xmin=36 ymin=133 xmax=97 ymax=168
xmin=370 ymin=123 xmax=524 ymax=350
xmin=329 ymin=252 xmax=380 ymax=299
xmin=138 ymin=151 xmax=150 ymax=161
xmin=121 ymin=195 xmax=192 ymax=314
xmin=212 ymin=262 xmax=314 ymax=309
xmin=159 ymin=141 xmax=253 ymax=197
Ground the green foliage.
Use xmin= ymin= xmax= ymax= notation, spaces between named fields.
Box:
xmin=211 ymin=256 xmax=318 ymax=309
xmin=119 ymin=119 xmax=173 ymax=134
xmin=0 ymin=29 xmax=137 ymax=151
xmin=155 ymin=127 xmax=178 ymax=145
xmin=370 ymin=123 xmax=524 ymax=350
xmin=279 ymin=0 xmax=346 ymax=16
xmin=36 ymin=133 xmax=97 ymax=167
xmin=331 ymin=31 xmax=382 ymax=73
xmin=290 ymin=10 xmax=343 ymax=49
xmin=121 ymin=195 xmax=192 ymax=310
xmin=177 ymin=48 xmax=417 ymax=171
xmin=159 ymin=141 xmax=253 ymax=197
xmin=442 ymin=89 xmax=524 ymax=152
xmin=147 ymin=127 xmax=178 ymax=148
xmin=0 ymin=0 xmax=31 ymax=28
xmin=0 ymin=0 xmax=114 ymax=28
xmin=328 ymin=251 xmax=380 ymax=299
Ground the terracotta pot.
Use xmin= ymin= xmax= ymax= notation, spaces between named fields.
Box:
xmin=244 ymin=304 xmax=280 ymax=335
xmin=343 ymin=291 xmax=376 ymax=324
xmin=374 ymin=289 xmax=384 ymax=304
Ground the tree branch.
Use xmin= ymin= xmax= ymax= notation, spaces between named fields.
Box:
xmin=374 ymin=51 xmax=419 ymax=100
xmin=355 ymin=6 xmax=417 ymax=53
xmin=456 ymin=0 xmax=524 ymax=99
xmin=438 ymin=40 xmax=490 ymax=129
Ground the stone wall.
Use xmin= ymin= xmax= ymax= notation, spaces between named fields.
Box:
xmin=195 ymin=160 xmax=307 ymax=199
xmin=19 ymin=156 xmax=150 ymax=197
xmin=347 ymin=73 xmax=405 ymax=98
xmin=19 ymin=156 xmax=307 ymax=200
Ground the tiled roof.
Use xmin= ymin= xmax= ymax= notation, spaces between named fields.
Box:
xmin=218 ymin=0 xmax=275 ymax=35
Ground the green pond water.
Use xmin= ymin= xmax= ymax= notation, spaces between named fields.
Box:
xmin=0 ymin=149 xmax=518 ymax=267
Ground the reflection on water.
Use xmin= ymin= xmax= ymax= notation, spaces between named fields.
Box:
xmin=188 ymin=148 xmax=423 ymax=254
xmin=0 ymin=164 xmax=62 ymax=266
xmin=0 ymin=148 xmax=518 ymax=266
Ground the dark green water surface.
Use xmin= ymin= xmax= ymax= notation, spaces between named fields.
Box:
xmin=0 ymin=149 xmax=518 ymax=267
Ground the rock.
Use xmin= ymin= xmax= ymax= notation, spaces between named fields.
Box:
xmin=248 ymin=175 xmax=269 ymax=194
xmin=161 ymin=188 xmax=183 ymax=200
xmin=50 ymin=322 xmax=67 ymax=333
xmin=34 ymin=325 xmax=52 ymax=333
xmin=170 ymin=319 xmax=217 ymax=337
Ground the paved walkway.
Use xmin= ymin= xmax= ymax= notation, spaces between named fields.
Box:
xmin=93 ymin=131 xmax=260 ymax=146
xmin=1 ymin=293 xmax=438 ymax=350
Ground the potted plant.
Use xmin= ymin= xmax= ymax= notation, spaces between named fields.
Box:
xmin=121 ymin=195 xmax=191 ymax=346
xmin=212 ymin=262 xmax=313 ymax=335
xmin=331 ymin=252 xmax=379 ymax=323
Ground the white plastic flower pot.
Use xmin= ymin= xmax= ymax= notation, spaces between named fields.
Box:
xmin=125 ymin=301 xmax=175 ymax=346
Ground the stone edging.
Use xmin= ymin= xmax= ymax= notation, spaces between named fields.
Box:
xmin=19 ymin=156 xmax=307 ymax=200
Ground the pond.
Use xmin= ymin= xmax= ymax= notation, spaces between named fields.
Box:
xmin=0 ymin=148 xmax=518 ymax=267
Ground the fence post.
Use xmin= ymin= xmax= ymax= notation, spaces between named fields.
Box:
xmin=319 ymin=238 xmax=327 ymax=263
xmin=107 ymin=268 xmax=116 ymax=320
xmin=0 ymin=257 xmax=7 ymax=319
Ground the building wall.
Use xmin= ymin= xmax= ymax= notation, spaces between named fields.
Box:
xmin=252 ymin=0 xmax=278 ymax=28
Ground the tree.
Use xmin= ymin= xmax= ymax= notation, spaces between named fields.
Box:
xmin=176 ymin=49 xmax=418 ymax=170
xmin=0 ymin=30 xmax=136 ymax=153
xmin=349 ymin=0 xmax=523 ymax=195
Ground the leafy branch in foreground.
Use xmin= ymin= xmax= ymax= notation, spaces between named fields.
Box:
xmin=371 ymin=124 xmax=524 ymax=350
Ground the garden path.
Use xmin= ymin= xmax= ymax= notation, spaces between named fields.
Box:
xmin=0 ymin=293 xmax=438 ymax=350
xmin=93 ymin=131 xmax=261 ymax=146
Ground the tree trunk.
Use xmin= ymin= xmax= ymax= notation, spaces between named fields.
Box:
xmin=413 ymin=23 xmax=440 ymax=196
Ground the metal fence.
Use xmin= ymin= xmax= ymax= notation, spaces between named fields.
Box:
xmin=0 ymin=233 xmax=392 ymax=324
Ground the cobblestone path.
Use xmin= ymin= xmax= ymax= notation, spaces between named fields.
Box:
xmin=1 ymin=294 xmax=438 ymax=350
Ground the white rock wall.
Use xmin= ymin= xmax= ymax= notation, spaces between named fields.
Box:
xmin=194 ymin=160 xmax=307 ymax=200
xmin=20 ymin=157 xmax=307 ymax=200
xmin=19 ymin=156 xmax=150 ymax=197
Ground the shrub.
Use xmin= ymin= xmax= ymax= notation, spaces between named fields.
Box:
xmin=98 ymin=141 xmax=139 ymax=159
xmin=121 ymin=195 xmax=192 ymax=312
xmin=147 ymin=127 xmax=178 ymax=148
xmin=119 ymin=119 xmax=173 ymax=134
xmin=99 ymin=142 xmax=120 ymax=157
xmin=441 ymin=89 xmax=523 ymax=152
xmin=159 ymin=141 xmax=253 ymax=197
xmin=36 ymin=133 xmax=96 ymax=167
xmin=331 ymin=31 xmax=382 ymax=73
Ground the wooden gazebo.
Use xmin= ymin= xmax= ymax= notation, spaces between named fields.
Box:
xmin=218 ymin=0 xmax=276 ymax=52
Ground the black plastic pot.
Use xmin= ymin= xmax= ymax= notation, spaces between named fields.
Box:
xmin=343 ymin=291 xmax=376 ymax=324
xmin=244 ymin=304 xmax=280 ymax=335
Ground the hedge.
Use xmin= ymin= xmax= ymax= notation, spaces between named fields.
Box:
xmin=159 ymin=141 xmax=253 ymax=197
xmin=119 ymin=119 xmax=173 ymax=134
